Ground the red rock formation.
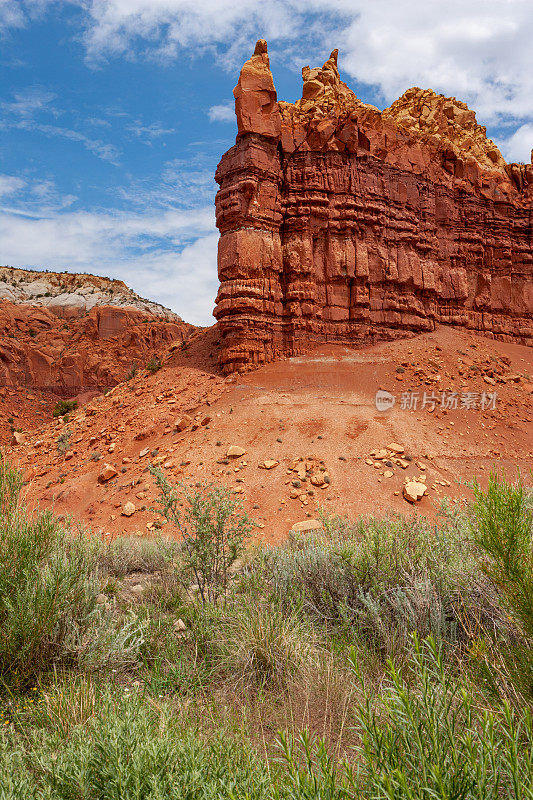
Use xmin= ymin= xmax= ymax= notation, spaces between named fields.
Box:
xmin=214 ymin=42 xmax=533 ymax=373
xmin=0 ymin=300 xmax=194 ymax=394
xmin=233 ymin=38 xmax=281 ymax=140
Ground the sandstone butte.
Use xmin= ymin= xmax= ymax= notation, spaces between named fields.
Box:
xmin=214 ymin=40 xmax=533 ymax=374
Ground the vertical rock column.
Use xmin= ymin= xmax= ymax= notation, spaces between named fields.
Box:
xmin=214 ymin=40 xmax=284 ymax=373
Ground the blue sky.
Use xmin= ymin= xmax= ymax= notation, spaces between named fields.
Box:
xmin=1 ymin=0 xmax=532 ymax=325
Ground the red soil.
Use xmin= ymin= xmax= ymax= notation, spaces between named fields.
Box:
xmin=7 ymin=324 xmax=532 ymax=543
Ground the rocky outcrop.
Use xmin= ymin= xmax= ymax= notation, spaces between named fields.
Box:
xmin=214 ymin=42 xmax=533 ymax=373
xmin=0 ymin=299 xmax=193 ymax=394
xmin=0 ymin=267 xmax=180 ymax=321
xmin=233 ymin=38 xmax=282 ymax=140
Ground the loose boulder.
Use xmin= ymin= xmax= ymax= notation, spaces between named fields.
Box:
xmin=403 ymin=481 xmax=427 ymax=503
xmin=122 ymin=501 xmax=136 ymax=517
xmin=227 ymin=445 xmax=246 ymax=458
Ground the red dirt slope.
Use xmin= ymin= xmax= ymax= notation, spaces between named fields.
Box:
xmin=7 ymin=325 xmax=532 ymax=543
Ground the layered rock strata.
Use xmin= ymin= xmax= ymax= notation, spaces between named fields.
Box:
xmin=214 ymin=41 xmax=533 ymax=372
xmin=0 ymin=267 xmax=194 ymax=392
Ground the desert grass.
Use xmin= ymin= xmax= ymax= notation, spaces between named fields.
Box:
xmin=0 ymin=461 xmax=532 ymax=798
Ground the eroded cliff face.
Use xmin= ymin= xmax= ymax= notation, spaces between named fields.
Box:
xmin=214 ymin=41 xmax=533 ymax=373
xmin=0 ymin=269 xmax=194 ymax=393
xmin=0 ymin=300 xmax=193 ymax=394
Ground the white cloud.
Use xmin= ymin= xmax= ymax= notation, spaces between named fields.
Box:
xmin=0 ymin=174 xmax=76 ymax=212
xmin=0 ymin=204 xmax=217 ymax=325
xmin=35 ymin=123 xmax=121 ymax=164
xmin=117 ymin=156 xmax=218 ymax=211
xmin=0 ymin=174 xmax=25 ymax=197
xmin=208 ymin=102 xmax=235 ymax=123
xmin=336 ymin=0 xmax=533 ymax=125
xmin=0 ymin=0 xmax=24 ymax=32
xmin=0 ymin=88 xmax=122 ymax=164
xmin=75 ymin=0 xmax=533 ymax=131
xmin=127 ymin=120 xmax=175 ymax=143
xmin=2 ymin=2 xmax=532 ymax=133
xmin=498 ymin=123 xmax=533 ymax=164
xmin=0 ymin=0 xmax=67 ymax=33
xmin=2 ymin=87 xmax=55 ymax=116
xmin=81 ymin=0 xmax=298 ymax=63
xmin=124 ymin=233 xmax=220 ymax=326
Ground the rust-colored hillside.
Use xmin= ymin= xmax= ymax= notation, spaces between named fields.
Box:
xmin=0 ymin=268 xmax=194 ymax=444
xmin=8 ymin=325 xmax=533 ymax=540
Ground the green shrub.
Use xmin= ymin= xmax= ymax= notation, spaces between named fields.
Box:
xmin=277 ymin=731 xmax=346 ymax=800
xmin=262 ymin=511 xmax=498 ymax=662
xmin=279 ymin=637 xmax=533 ymax=799
xmin=469 ymin=474 xmax=533 ymax=703
xmin=471 ymin=472 xmax=533 ymax=636
xmin=1 ymin=693 xmax=274 ymax=800
xmin=28 ymin=328 xmax=37 ymax=338
xmin=354 ymin=636 xmax=533 ymax=799
xmin=141 ymin=640 xmax=212 ymax=697
xmin=150 ymin=469 xmax=253 ymax=605
xmin=52 ymin=399 xmax=77 ymax=419
xmin=0 ymin=459 xmax=143 ymax=687
xmin=146 ymin=356 xmax=162 ymax=374
xmin=0 ymin=458 xmax=22 ymax=517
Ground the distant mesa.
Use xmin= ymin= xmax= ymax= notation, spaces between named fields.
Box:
xmin=214 ymin=40 xmax=533 ymax=373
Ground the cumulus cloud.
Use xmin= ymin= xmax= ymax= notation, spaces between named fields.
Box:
xmin=0 ymin=143 xmax=220 ymax=324
xmin=81 ymin=0 xmax=298 ymax=63
xmin=0 ymin=204 xmax=217 ymax=325
xmin=2 ymin=2 xmax=532 ymax=138
xmin=337 ymin=1 xmax=533 ymax=125
xmin=74 ymin=1 xmax=533 ymax=128
xmin=498 ymin=123 xmax=533 ymax=164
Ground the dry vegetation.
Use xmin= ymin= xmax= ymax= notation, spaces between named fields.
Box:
xmin=0 ymin=457 xmax=532 ymax=798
